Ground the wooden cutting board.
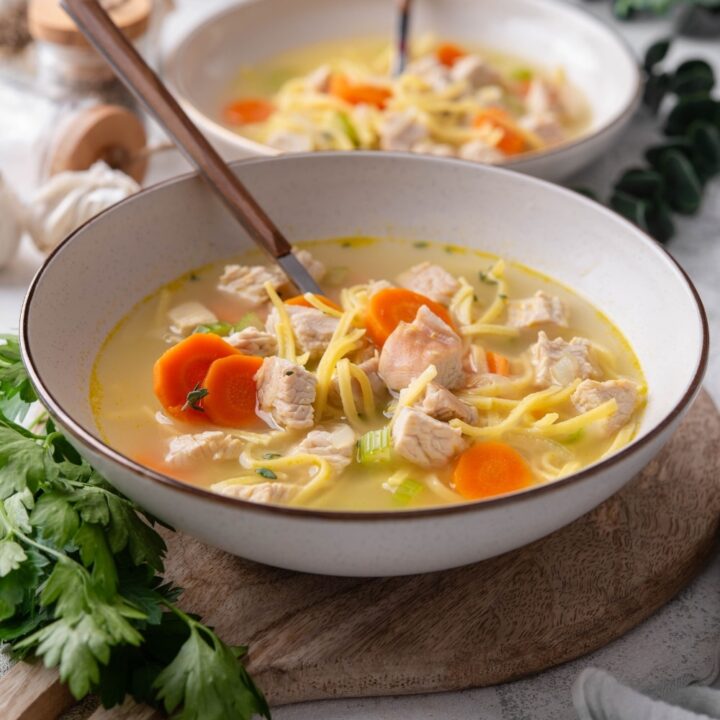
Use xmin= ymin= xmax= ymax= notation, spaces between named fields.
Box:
xmin=2 ymin=390 xmax=719 ymax=719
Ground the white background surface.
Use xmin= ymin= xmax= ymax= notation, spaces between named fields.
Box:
xmin=0 ymin=2 xmax=718 ymax=718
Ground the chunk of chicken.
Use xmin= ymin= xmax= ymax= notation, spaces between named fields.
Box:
xmin=255 ymin=357 xmax=317 ymax=429
xmin=328 ymin=353 xmax=388 ymax=409
xmin=463 ymin=344 xmax=489 ymax=377
xmin=215 ymin=481 xmax=299 ymax=505
xmin=294 ymin=248 xmax=326 ymax=282
xmin=392 ymin=407 xmax=467 ymax=468
xmin=525 ymin=79 xmax=557 ymax=118
xmin=379 ymin=306 xmax=465 ymax=390
xmin=519 ymin=114 xmax=566 ymax=146
xmin=530 ymin=331 xmax=597 ymax=387
xmin=458 ymin=139 xmax=504 ymax=163
xmin=450 ymin=55 xmax=502 ymax=89
xmin=226 ymin=326 xmax=277 ymax=357
xmin=379 ymin=110 xmax=428 ymax=152
xmin=411 ymin=140 xmax=455 ymax=157
xmin=267 ymin=130 xmax=313 ymax=153
xmin=167 ymin=301 xmax=217 ymax=335
xmin=405 ymin=55 xmax=451 ymax=92
xmin=219 ymin=250 xmax=325 ymax=307
xmin=165 ymin=431 xmax=243 ymax=468
xmin=306 ymin=64 xmax=332 ymax=93
xmin=571 ymin=379 xmax=641 ymax=434
xmin=397 ymin=262 xmax=460 ymax=306
xmin=218 ymin=264 xmax=287 ymax=307
xmin=266 ymin=305 xmax=338 ymax=360
xmin=294 ymin=423 xmax=357 ymax=474
xmin=507 ymin=291 xmax=569 ymax=329
xmin=417 ymin=383 xmax=478 ymax=424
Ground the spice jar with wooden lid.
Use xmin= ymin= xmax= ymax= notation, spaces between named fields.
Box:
xmin=28 ymin=0 xmax=152 ymax=90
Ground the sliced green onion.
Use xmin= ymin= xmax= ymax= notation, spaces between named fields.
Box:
xmin=256 ymin=467 xmax=277 ymax=480
xmin=337 ymin=111 xmax=360 ymax=147
xmin=193 ymin=321 xmax=233 ymax=336
xmin=511 ymin=67 xmax=533 ymax=82
xmin=357 ymin=426 xmax=392 ymax=464
xmin=263 ymin=452 xmax=281 ymax=460
xmin=233 ymin=312 xmax=262 ymax=331
xmin=392 ymin=478 xmax=424 ymax=505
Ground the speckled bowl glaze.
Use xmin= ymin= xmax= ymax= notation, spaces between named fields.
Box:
xmin=163 ymin=0 xmax=641 ymax=182
xmin=22 ymin=153 xmax=707 ymax=576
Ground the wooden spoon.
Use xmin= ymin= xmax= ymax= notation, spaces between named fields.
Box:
xmin=60 ymin=0 xmax=322 ymax=295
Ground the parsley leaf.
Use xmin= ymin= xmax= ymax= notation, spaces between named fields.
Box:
xmin=0 ymin=428 xmax=51 ymax=499
xmin=155 ymin=617 xmax=270 ymax=720
xmin=0 ymin=539 xmax=26 ymax=576
xmin=0 ymin=335 xmax=269 ymax=718
xmin=30 ymin=492 xmax=79 ymax=547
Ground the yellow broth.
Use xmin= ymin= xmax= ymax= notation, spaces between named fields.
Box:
xmin=222 ymin=36 xmax=591 ymax=153
xmin=91 ymin=238 xmax=644 ymax=511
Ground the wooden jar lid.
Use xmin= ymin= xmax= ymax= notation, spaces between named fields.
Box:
xmin=48 ymin=104 xmax=148 ymax=183
xmin=28 ymin=0 xmax=151 ymax=47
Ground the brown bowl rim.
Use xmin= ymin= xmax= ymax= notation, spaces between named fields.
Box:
xmin=20 ymin=152 xmax=709 ymax=522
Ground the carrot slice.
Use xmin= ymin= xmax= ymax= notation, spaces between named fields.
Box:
xmin=365 ymin=288 xmax=455 ymax=347
xmin=286 ymin=294 xmax=342 ymax=311
xmin=453 ymin=442 xmax=533 ymax=500
xmin=473 ymin=107 xmax=527 ymax=156
xmin=436 ymin=42 xmax=466 ymax=67
xmin=329 ymin=72 xmax=393 ymax=108
xmin=223 ymin=98 xmax=275 ymax=125
xmin=153 ymin=334 xmax=239 ymax=421
xmin=486 ymin=351 xmax=511 ymax=376
xmin=202 ymin=354 xmax=264 ymax=428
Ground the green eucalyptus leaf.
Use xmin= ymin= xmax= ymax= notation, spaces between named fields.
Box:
xmin=689 ymin=120 xmax=720 ymax=180
xmin=645 ymin=202 xmax=675 ymax=243
xmin=659 ymin=149 xmax=703 ymax=214
xmin=671 ymin=59 xmax=715 ymax=98
xmin=664 ymin=95 xmax=720 ymax=136
xmin=643 ymin=37 xmax=672 ymax=70
xmin=645 ymin=138 xmax=693 ymax=169
xmin=573 ymin=187 xmax=599 ymax=202
xmin=610 ymin=190 xmax=649 ymax=229
xmin=615 ymin=168 xmax=665 ymax=202
xmin=643 ymin=72 xmax=672 ymax=113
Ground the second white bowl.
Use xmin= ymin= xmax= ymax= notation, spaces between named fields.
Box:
xmin=164 ymin=0 xmax=642 ymax=181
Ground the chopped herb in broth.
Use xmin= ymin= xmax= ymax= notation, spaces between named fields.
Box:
xmin=91 ymin=238 xmax=645 ymax=512
xmin=220 ymin=36 xmax=591 ymax=162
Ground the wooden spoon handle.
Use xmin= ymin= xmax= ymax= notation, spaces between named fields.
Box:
xmin=60 ymin=0 xmax=292 ymax=261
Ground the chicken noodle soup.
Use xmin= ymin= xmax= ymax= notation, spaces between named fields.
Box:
xmin=91 ymin=238 xmax=645 ymax=511
xmin=222 ymin=36 xmax=590 ymax=161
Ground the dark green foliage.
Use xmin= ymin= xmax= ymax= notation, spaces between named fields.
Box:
xmin=643 ymin=37 xmax=671 ymax=71
xmin=0 ymin=336 xmax=270 ymax=718
xmin=598 ymin=37 xmax=719 ymax=242
xmin=658 ymin=149 xmax=704 ymax=213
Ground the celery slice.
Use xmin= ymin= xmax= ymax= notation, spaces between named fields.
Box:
xmin=393 ymin=478 xmax=424 ymax=505
xmin=357 ymin=426 xmax=392 ymax=464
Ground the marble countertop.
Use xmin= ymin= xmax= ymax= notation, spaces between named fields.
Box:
xmin=0 ymin=2 xmax=718 ymax=718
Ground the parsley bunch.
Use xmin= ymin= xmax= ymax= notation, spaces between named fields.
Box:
xmin=0 ymin=335 xmax=270 ymax=719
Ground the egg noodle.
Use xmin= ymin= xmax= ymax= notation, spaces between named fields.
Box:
xmin=96 ymin=238 xmax=644 ymax=510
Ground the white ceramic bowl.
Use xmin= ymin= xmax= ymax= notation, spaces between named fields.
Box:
xmin=164 ymin=0 xmax=642 ymax=182
xmin=22 ymin=153 xmax=707 ymax=576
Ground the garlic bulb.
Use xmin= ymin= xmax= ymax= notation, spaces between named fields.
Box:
xmin=26 ymin=162 xmax=140 ymax=253
xmin=0 ymin=171 xmax=24 ymax=269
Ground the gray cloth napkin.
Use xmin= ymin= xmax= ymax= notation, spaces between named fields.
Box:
xmin=573 ymin=668 xmax=720 ymax=720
